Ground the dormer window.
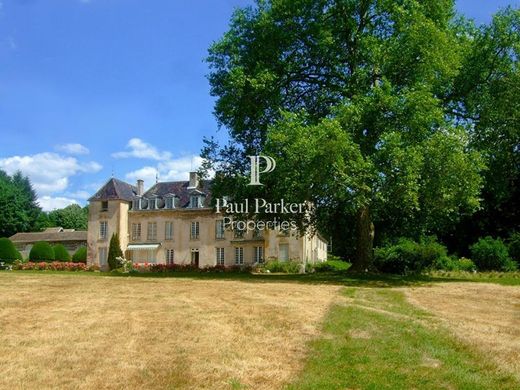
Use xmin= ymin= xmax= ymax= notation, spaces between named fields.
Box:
xmin=132 ymin=198 xmax=141 ymax=210
xmin=189 ymin=195 xmax=201 ymax=208
xmin=164 ymin=195 xmax=176 ymax=209
xmin=149 ymin=197 xmax=157 ymax=210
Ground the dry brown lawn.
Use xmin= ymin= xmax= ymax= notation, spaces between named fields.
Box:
xmin=0 ymin=273 xmax=340 ymax=390
xmin=405 ymin=282 xmax=520 ymax=380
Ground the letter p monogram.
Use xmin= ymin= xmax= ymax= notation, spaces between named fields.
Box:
xmin=248 ymin=155 xmax=276 ymax=185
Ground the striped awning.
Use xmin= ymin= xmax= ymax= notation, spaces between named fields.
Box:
xmin=127 ymin=244 xmax=160 ymax=251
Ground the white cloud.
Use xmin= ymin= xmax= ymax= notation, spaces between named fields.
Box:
xmin=125 ymin=166 xmax=158 ymax=186
xmin=0 ymin=152 xmax=102 ymax=195
xmin=112 ymin=138 xmax=172 ymax=161
xmin=38 ymin=196 xmax=79 ymax=212
xmin=159 ymin=155 xmax=204 ymax=181
xmin=66 ymin=190 xmax=91 ymax=200
xmin=56 ymin=143 xmax=90 ymax=155
xmin=124 ymin=155 xmax=208 ymax=188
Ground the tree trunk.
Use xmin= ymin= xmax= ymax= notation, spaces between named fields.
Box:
xmin=352 ymin=206 xmax=374 ymax=272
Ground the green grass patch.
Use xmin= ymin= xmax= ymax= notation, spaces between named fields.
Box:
xmin=288 ymin=288 xmax=519 ymax=390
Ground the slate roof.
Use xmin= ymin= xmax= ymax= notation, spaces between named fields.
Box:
xmin=10 ymin=229 xmax=87 ymax=243
xmin=143 ymin=180 xmax=213 ymax=208
xmin=88 ymin=178 xmax=137 ymax=202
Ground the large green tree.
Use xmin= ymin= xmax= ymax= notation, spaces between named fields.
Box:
xmin=442 ymin=9 xmax=520 ymax=254
xmin=0 ymin=170 xmax=41 ymax=237
xmin=47 ymin=204 xmax=89 ymax=231
xmin=203 ymin=0 xmax=492 ymax=269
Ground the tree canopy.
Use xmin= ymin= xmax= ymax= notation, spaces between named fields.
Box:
xmin=0 ymin=170 xmax=41 ymax=237
xmin=203 ymin=0 xmax=519 ymax=268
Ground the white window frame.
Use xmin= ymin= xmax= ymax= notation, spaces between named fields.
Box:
xmin=166 ymin=249 xmax=174 ymax=265
xmin=147 ymin=222 xmax=157 ymax=241
xmin=165 ymin=197 xmax=175 ymax=209
xmin=131 ymin=223 xmax=141 ymax=241
xmin=190 ymin=195 xmax=204 ymax=208
xmin=216 ymin=247 xmax=225 ymax=266
xmin=254 ymin=246 xmax=264 ymax=263
xmin=234 ymin=247 xmax=244 ymax=265
xmin=215 ymin=220 xmax=225 ymax=239
xmin=99 ymin=221 xmax=108 ymax=240
xmin=190 ymin=221 xmax=200 ymax=240
xmin=165 ymin=221 xmax=174 ymax=240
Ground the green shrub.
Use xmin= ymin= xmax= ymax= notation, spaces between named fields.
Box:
xmin=264 ymin=260 xmax=301 ymax=273
xmin=508 ymin=232 xmax=520 ymax=264
xmin=29 ymin=241 xmax=55 ymax=262
xmin=53 ymin=244 xmax=71 ymax=262
xmin=458 ymin=257 xmax=477 ymax=272
xmin=72 ymin=246 xmax=87 ymax=263
xmin=470 ymin=237 xmax=515 ymax=271
xmin=107 ymin=233 xmax=124 ymax=270
xmin=374 ymin=237 xmax=447 ymax=275
xmin=0 ymin=238 xmax=22 ymax=263
xmin=433 ymin=255 xmax=459 ymax=271
xmin=433 ymin=256 xmax=476 ymax=272
xmin=311 ymin=260 xmax=350 ymax=273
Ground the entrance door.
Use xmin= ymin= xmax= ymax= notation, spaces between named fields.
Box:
xmin=191 ymin=249 xmax=200 ymax=268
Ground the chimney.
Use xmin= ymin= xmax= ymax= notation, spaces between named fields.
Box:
xmin=137 ymin=179 xmax=144 ymax=196
xmin=188 ymin=172 xmax=199 ymax=189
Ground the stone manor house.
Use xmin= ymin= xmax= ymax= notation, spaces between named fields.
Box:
xmin=87 ymin=173 xmax=328 ymax=268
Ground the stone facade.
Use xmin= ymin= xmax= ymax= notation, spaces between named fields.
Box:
xmin=87 ymin=175 xmax=328 ymax=269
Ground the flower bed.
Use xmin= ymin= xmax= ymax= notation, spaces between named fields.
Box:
xmin=132 ymin=263 xmax=251 ymax=273
xmin=13 ymin=261 xmax=100 ymax=272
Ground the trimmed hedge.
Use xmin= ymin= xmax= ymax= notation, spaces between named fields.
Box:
xmin=0 ymin=237 xmax=22 ymax=263
xmin=470 ymin=237 xmax=516 ymax=271
xmin=29 ymin=241 xmax=55 ymax=262
xmin=72 ymin=247 xmax=87 ymax=263
xmin=53 ymin=244 xmax=71 ymax=262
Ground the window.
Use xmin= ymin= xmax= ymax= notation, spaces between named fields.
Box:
xmin=254 ymin=246 xmax=264 ymax=263
xmin=149 ymin=198 xmax=156 ymax=210
xmin=190 ymin=221 xmax=199 ymax=239
xmin=101 ymin=201 xmax=108 ymax=211
xmin=98 ymin=247 xmax=107 ymax=266
xmin=165 ymin=197 xmax=175 ymax=209
xmin=191 ymin=249 xmax=200 ymax=267
xmin=190 ymin=195 xmax=201 ymax=208
xmin=215 ymin=220 xmax=225 ymax=239
xmin=147 ymin=222 xmax=157 ymax=241
xmin=165 ymin=221 xmax=174 ymax=240
xmin=216 ymin=247 xmax=225 ymax=265
xmin=279 ymin=244 xmax=289 ymax=261
xmin=131 ymin=223 xmax=141 ymax=241
xmin=99 ymin=221 xmax=108 ymax=240
xmin=235 ymin=247 xmax=244 ymax=265
xmin=132 ymin=199 xmax=140 ymax=210
xmin=166 ymin=249 xmax=174 ymax=265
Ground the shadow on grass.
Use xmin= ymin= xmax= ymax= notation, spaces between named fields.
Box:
xmin=3 ymin=269 xmax=518 ymax=287
xmin=66 ymin=270 xmax=471 ymax=287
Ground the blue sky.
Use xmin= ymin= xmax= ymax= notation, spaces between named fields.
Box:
xmin=0 ymin=0 xmax=517 ymax=210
